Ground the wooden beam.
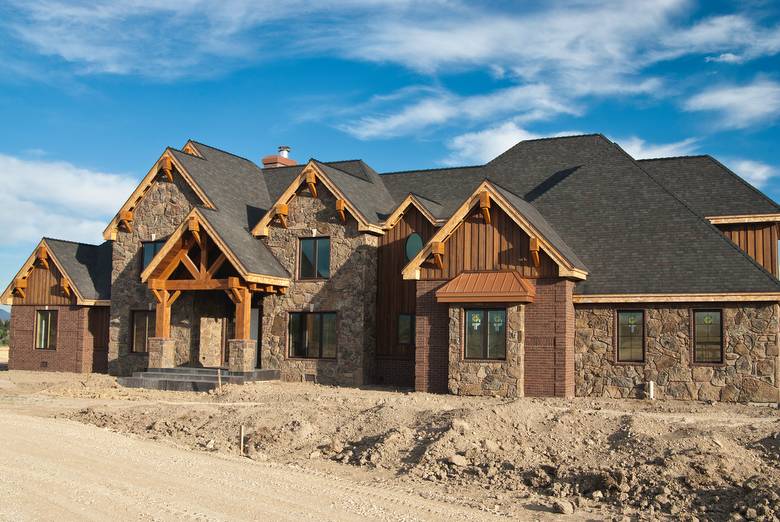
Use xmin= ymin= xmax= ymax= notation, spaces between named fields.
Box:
xmin=61 ymin=278 xmax=71 ymax=298
xmin=180 ymin=252 xmax=201 ymax=280
xmin=336 ymin=199 xmax=347 ymax=223
xmin=152 ymin=279 xmax=230 ymax=291
xmin=275 ymin=203 xmax=289 ymax=228
xmin=199 ymin=235 xmax=209 ymax=276
xmin=168 ymin=290 xmax=182 ymax=306
xmin=188 ymin=215 xmax=201 ymax=245
xmin=206 ymin=253 xmax=226 ymax=278
xmin=431 ymin=241 xmax=445 ymax=270
xmin=36 ymin=245 xmax=49 ymax=269
xmin=159 ymin=240 xmax=194 ymax=280
xmin=529 ymin=237 xmax=540 ymax=269
xmin=305 ymin=170 xmax=318 ymax=198
xmin=155 ymin=289 xmax=171 ymax=338
xmin=119 ymin=210 xmax=134 ymax=233
xmin=479 ymin=191 xmax=491 ymax=225
xmin=160 ymin=155 xmax=174 ymax=182
xmin=234 ymin=287 xmax=251 ymax=340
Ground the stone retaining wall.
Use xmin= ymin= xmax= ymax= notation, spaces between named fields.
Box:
xmin=447 ymin=305 xmax=524 ymax=397
xmin=575 ymin=303 xmax=780 ymax=402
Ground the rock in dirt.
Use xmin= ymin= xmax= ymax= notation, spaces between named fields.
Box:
xmin=553 ymin=499 xmax=575 ymax=515
xmin=448 ymin=454 xmax=468 ymax=467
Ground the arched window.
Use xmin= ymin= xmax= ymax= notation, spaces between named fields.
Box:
xmin=405 ymin=233 xmax=423 ymax=262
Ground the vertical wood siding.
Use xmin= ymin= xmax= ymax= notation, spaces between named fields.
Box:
xmin=376 ymin=206 xmax=436 ymax=358
xmin=11 ymin=264 xmax=76 ymax=306
xmin=419 ymin=205 xmax=557 ymax=281
xmin=718 ymin=223 xmax=778 ymax=277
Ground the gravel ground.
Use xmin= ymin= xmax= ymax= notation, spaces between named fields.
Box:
xmin=1 ymin=370 xmax=779 ymax=521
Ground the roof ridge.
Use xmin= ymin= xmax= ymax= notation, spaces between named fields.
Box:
xmin=381 ymin=164 xmax=484 ymax=176
xmin=188 ymin=140 xmax=262 ymax=167
xmin=637 ymin=154 xmax=710 ymax=162
xmin=43 ymin=237 xmax=101 ymax=248
xmin=486 ymin=133 xmax=606 ymax=166
xmin=609 ymin=142 xmax=780 ymax=288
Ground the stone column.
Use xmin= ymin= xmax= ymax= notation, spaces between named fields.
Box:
xmin=147 ymin=337 xmax=177 ymax=369
xmin=228 ymin=339 xmax=257 ymax=373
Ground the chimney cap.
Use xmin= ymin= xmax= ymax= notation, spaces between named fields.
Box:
xmin=278 ymin=145 xmax=291 ymax=158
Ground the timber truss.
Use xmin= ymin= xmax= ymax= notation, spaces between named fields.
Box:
xmin=144 ymin=215 xmax=286 ymax=340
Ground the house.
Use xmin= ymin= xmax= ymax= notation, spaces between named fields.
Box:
xmin=3 ymin=134 xmax=779 ymax=402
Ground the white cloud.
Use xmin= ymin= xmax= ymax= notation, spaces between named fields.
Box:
xmin=684 ymin=78 xmax=780 ymax=129
xmin=726 ymin=159 xmax=778 ymax=188
xmin=0 ymin=153 xmax=136 ymax=245
xmin=617 ymin=136 xmax=699 ymax=159
xmin=442 ymin=122 xmax=581 ymax=165
xmin=340 ymin=84 xmax=579 ymax=140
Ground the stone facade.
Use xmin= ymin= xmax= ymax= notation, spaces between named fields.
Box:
xmin=260 ymin=186 xmax=378 ymax=386
xmin=147 ymin=337 xmax=177 ymax=369
xmin=575 ymin=303 xmax=780 ymax=402
xmin=228 ymin=339 xmax=257 ymax=373
xmin=447 ymin=304 xmax=524 ymax=397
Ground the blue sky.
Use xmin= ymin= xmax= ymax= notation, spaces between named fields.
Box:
xmin=1 ymin=0 xmax=780 ymax=310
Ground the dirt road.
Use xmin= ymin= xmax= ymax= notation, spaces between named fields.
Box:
xmin=0 ymin=410 xmax=501 ymax=521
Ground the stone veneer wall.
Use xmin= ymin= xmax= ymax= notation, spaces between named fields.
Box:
xmin=575 ymin=303 xmax=780 ymax=402
xmin=447 ymin=304 xmax=524 ymax=397
xmin=108 ymin=176 xmax=201 ymax=375
xmin=260 ymin=187 xmax=378 ymax=386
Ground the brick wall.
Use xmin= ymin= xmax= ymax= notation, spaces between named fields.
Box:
xmin=9 ymin=305 xmax=91 ymax=373
xmin=524 ymin=278 xmax=575 ymax=398
xmin=415 ymin=280 xmax=449 ymax=393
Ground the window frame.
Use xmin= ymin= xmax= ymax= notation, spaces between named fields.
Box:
xmin=297 ymin=236 xmax=331 ymax=280
xmin=287 ymin=311 xmax=338 ymax=359
xmin=397 ymin=313 xmax=415 ymax=351
xmin=130 ymin=309 xmax=156 ymax=354
xmin=463 ymin=308 xmax=507 ymax=361
xmin=140 ymin=239 xmax=166 ymax=272
xmin=691 ymin=308 xmax=724 ymax=365
xmin=34 ymin=309 xmax=58 ymax=350
xmin=614 ymin=309 xmax=646 ymax=364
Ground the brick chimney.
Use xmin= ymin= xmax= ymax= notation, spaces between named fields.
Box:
xmin=262 ymin=146 xmax=297 ymax=168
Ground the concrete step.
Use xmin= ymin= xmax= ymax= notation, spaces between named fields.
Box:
xmin=131 ymin=371 xmax=241 ymax=383
xmin=118 ymin=376 xmax=218 ymax=392
xmin=118 ymin=368 xmax=280 ymax=392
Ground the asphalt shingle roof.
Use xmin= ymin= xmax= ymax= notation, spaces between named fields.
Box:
xmin=639 ymin=155 xmax=780 ymax=218
xmin=44 ymin=238 xmax=112 ymax=300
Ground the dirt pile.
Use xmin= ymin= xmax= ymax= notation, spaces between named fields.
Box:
xmin=60 ymin=381 xmax=780 ymax=521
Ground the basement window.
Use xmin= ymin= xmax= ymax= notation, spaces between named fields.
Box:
xmin=288 ymin=312 xmax=337 ymax=359
xmin=35 ymin=310 xmax=58 ymax=350
xmin=617 ymin=311 xmax=644 ymax=363
xmin=141 ymin=240 xmax=165 ymax=271
xmin=464 ymin=309 xmax=506 ymax=360
xmin=131 ymin=310 xmax=156 ymax=353
xmin=693 ymin=310 xmax=723 ymax=364
xmin=299 ymin=237 xmax=330 ymax=279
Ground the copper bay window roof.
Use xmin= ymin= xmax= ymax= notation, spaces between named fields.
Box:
xmin=435 ymin=271 xmax=536 ymax=303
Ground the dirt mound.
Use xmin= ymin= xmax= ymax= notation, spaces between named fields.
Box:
xmin=59 ymin=382 xmax=780 ymax=520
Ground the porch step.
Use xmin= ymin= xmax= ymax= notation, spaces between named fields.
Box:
xmin=118 ymin=367 xmax=280 ymax=392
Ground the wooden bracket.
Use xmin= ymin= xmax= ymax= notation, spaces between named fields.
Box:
xmin=431 ymin=241 xmax=445 ymax=270
xmin=479 ymin=191 xmax=491 ymax=225
xmin=305 ymin=171 xmax=318 ymax=198
xmin=61 ymin=278 xmax=71 ymax=298
xmin=13 ymin=277 xmax=27 ymax=299
xmin=183 ymin=143 xmax=200 ymax=157
xmin=160 ymin=155 xmax=174 ymax=182
xmin=275 ymin=203 xmax=289 ymax=228
xmin=36 ymin=245 xmax=49 ymax=269
xmin=336 ymin=199 xmax=347 ymax=223
xmin=119 ymin=210 xmax=134 ymax=233
xmin=530 ymin=237 xmax=541 ymax=269
xmin=188 ymin=215 xmax=201 ymax=245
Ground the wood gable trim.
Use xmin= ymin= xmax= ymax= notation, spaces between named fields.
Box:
xmin=401 ymin=181 xmax=588 ymax=281
xmin=574 ymin=293 xmax=780 ymax=303
xmin=251 ymin=161 xmax=385 ymax=237
xmin=140 ymin=208 xmax=290 ymax=287
xmin=0 ymin=239 xmax=105 ymax=306
xmin=381 ymin=194 xmax=444 ymax=231
xmin=102 ymin=147 xmax=216 ymax=241
xmin=707 ymin=213 xmax=780 ymax=225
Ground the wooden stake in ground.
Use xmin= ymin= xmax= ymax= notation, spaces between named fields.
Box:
xmin=217 ymin=368 xmax=222 ymax=390
xmin=239 ymin=425 xmax=245 ymax=457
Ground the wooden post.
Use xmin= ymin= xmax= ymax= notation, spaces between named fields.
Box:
xmin=152 ymin=287 xmax=181 ymax=338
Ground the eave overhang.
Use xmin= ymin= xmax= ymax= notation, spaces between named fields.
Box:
xmin=381 ymin=193 xmax=445 ymax=230
xmin=707 ymin=213 xmax=780 ymax=225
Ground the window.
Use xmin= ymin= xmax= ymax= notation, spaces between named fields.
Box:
xmin=35 ymin=310 xmax=58 ymax=350
xmin=693 ymin=310 xmax=723 ymax=363
xmin=464 ymin=309 xmax=506 ymax=360
xmin=289 ymin=312 xmax=337 ymax=359
xmin=141 ymin=240 xmax=165 ymax=271
xmin=405 ymin=233 xmax=424 ymax=262
xmin=617 ymin=311 xmax=644 ymax=362
xmin=299 ymin=237 xmax=330 ymax=279
xmin=131 ymin=310 xmax=156 ymax=353
xmin=398 ymin=314 xmax=415 ymax=347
